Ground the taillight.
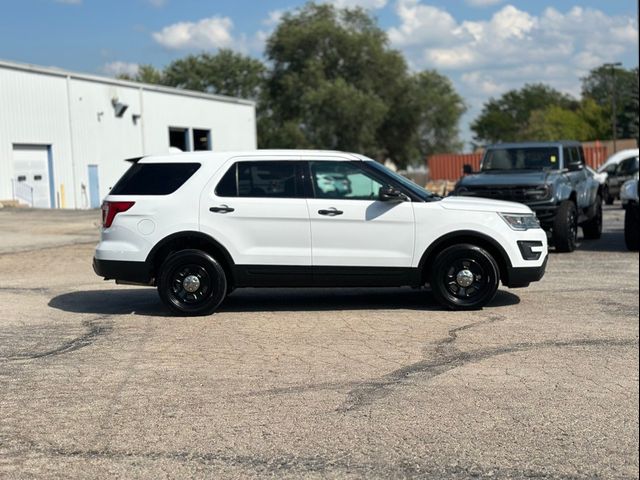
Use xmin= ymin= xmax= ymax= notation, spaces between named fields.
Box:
xmin=102 ymin=201 xmax=135 ymax=228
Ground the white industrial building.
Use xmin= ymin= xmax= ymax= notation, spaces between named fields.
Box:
xmin=0 ymin=59 xmax=257 ymax=209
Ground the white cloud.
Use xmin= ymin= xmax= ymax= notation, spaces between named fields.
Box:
xmin=152 ymin=16 xmax=234 ymax=50
xmin=263 ymin=10 xmax=285 ymax=27
xmin=103 ymin=61 xmax=140 ymax=78
xmin=387 ymin=1 xmax=638 ymax=147
xmin=465 ymin=0 xmax=503 ymax=7
xmin=392 ymin=2 xmax=637 ymax=74
xmin=329 ymin=0 xmax=388 ymax=9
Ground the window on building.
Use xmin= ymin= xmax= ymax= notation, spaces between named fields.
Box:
xmin=169 ymin=127 xmax=189 ymax=151
xmin=192 ymin=129 xmax=211 ymax=151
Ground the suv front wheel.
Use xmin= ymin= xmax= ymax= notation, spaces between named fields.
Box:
xmin=157 ymin=249 xmax=227 ymax=316
xmin=430 ymin=244 xmax=500 ymax=310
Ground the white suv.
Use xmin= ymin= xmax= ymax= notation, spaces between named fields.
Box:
xmin=93 ymin=150 xmax=548 ymax=315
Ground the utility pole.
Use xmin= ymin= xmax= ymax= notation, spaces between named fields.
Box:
xmin=604 ymin=62 xmax=622 ymax=153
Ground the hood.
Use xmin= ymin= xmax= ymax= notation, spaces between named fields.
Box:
xmin=440 ymin=196 xmax=532 ymax=214
xmin=457 ymin=170 xmax=555 ymax=187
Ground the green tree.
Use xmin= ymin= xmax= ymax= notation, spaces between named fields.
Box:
xmin=260 ymin=3 xmax=465 ymax=166
xmin=162 ymin=50 xmax=266 ymax=99
xmin=582 ymin=65 xmax=639 ymax=143
xmin=471 ymin=83 xmax=576 ymax=144
xmin=525 ymin=99 xmax=610 ymax=142
xmin=117 ymin=64 xmax=164 ymax=84
xmin=411 ymin=70 xmax=466 ymax=156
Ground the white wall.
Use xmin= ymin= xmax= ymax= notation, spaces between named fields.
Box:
xmin=0 ymin=62 xmax=257 ymax=208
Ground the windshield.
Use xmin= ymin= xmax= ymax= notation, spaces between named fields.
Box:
xmin=481 ymin=147 xmax=560 ymax=171
xmin=365 ymin=160 xmax=437 ymax=201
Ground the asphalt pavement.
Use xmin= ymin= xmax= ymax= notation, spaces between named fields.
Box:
xmin=0 ymin=205 xmax=638 ymax=479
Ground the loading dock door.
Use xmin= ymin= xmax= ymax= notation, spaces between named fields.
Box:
xmin=12 ymin=145 xmax=52 ymax=208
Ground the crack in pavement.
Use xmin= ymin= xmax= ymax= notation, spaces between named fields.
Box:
xmin=0 ymin=317 xmax=113 ymax=362
xmin=0 ymin=435 xmax=597 ymax=479
xmin=338 ymin=312 xmax=637 ymax=412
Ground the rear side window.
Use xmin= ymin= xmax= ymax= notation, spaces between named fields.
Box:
xmin=215 ymin=162 xmax=300 ymax=198
xmin=110 ymin=163 xmax=200 ymax=195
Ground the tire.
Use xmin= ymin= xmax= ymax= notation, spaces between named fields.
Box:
xmin=604 ymin=186 xmax=614 ymax=205
xmin=624 ymin=205 xmax=640 ymax=251
xmin=553 ymin=200 xmax=578 ymax=252
xmin=430 ymin=244 xmax=500 ymax=310
xmin=157 ymin=249 xmax=227 ymax=316
xmin=582 ymin=195 xmax=603 ymax=240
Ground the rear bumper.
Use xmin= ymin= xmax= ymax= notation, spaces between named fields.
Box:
xmin=504 ymin=255 xmax=548 ymax=288
xmin=93 ymin=257 xmax=153 ymax=285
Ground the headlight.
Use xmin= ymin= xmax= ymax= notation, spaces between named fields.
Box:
xmin=499 ymin=213 xmax=540 ymax=230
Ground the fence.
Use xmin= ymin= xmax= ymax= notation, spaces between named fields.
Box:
xmin=427 ymin=146 xmax=610 ymax=181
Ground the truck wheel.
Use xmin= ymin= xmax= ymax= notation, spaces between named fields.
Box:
xmin=430 ymin=244 xmax=500 ymax=310
xmin=553 ymin=200 xmax=578 ymax=252
xmin=582 ymin=195 xmax=603 ymax=240
xmin=624 ymin=205 xmax=639 ymax=251
xmin=157 ymin=249 xmax=227 ymax=316
xmin=604 ymin=186 xmax=614 ymax=205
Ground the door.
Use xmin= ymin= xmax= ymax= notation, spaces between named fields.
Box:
xmin=88 ymin=165 xmax=101 ymax=208
xmin=12 ymin=145 xmax=52 ymax=208
xmin=200 ymin=159 xmax=312 ymax=277
xmin=564 ymin=146 xmax=589 ymax=208
xmin=306 ymin=160 xmax=415 ymax=269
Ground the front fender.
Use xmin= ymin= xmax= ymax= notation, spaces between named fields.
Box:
xmin=554 ymin=181 xmax=573 ymax=202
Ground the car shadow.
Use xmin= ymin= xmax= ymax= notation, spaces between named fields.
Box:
xmin=575 ymin=228 xmax=630 ymax=253
xmin=48 ymin=287 xmax=520 ymax=316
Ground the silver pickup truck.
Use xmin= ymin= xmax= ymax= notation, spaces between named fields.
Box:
xmin=453 ymin=141 xmax=602 ymax=252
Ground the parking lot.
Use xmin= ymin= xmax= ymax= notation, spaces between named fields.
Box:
xmin=0 ymin=206 xmax=638 ymax=479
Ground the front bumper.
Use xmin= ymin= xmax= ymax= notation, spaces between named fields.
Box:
xmin=503 ymin=255 xmax=548 ymax=288
xmin=93 ymin=257 xmax=153 ymax=285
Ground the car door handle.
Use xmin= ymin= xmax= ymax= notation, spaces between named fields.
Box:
xmin=318 ymin=208 xmax=343 ymax=216
xmin=209 ymin=205 xmax=235 ymax=213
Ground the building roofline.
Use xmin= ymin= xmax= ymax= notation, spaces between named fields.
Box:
xmin=0 ymin=58 xmax=256 ymax=107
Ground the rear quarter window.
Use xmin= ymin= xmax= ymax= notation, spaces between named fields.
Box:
xmin=110 ymin=163 xmax=201 ymax=195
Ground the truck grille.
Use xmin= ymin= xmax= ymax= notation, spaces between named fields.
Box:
xmin=458 ymin=185 xmax=550 ymax=202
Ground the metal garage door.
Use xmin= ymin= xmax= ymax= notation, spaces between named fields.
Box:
xmin=12 ymin=145 xmax=52 ymax=208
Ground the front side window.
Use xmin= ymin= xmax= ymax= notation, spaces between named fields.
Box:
xmin=310 ymin=161 xmax=383 ymax=200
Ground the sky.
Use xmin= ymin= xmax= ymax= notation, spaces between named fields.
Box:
xmin=1 ymin=0 xmax=638 ymax=148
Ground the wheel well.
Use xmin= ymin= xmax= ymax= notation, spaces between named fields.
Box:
xmin=419 ymin=233 xmax=510 ymax=284
xmin=147 ymin=232 xmax=235 ymax=287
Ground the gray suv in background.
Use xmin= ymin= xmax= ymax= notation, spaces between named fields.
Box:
xmin=454 ymin=141 xmax=602 ymax=252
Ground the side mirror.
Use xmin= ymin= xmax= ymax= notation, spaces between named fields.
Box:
xmin=379 ymin=185 xmax=406 ymax=202
xmin=567 ymin=162 xmax=584 ymax=172
xmin=462 ymin=164 xmax=474 ymax=175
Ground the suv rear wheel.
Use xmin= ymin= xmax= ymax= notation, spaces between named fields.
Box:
xmin=430 ymin=244 xmax=500 ymax=310
xmin=157 ymin=249 xmax=227 ymax=316
xmin=553 ymin=200 xmax=578 ymax=252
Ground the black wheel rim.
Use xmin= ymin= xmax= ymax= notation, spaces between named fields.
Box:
xmin=169 ymin=263 xmax=212 ymax=306
xmin=569 ymin=209 xmax=577 ymax=243
xmin=443 ymin=257 xmax=490 ymax=300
